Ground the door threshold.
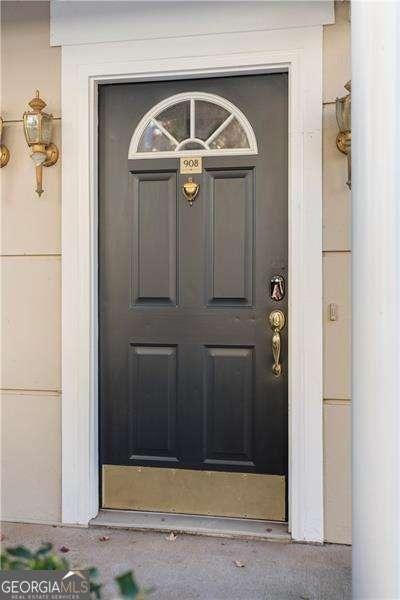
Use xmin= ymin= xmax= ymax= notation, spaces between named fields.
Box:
xmin=90 ymin=509 xmax=290 ymax=542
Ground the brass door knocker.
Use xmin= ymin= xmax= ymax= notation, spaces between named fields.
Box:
xmin=182 ymin=177 xmax=199 ymax=206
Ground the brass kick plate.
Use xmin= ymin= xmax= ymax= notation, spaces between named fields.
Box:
xmin=102 ymin=465 xmax=285 ymax=521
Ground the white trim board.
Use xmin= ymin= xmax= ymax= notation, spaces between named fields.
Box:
xmin=61 ymin=25 xmax=324 ymax=542
xmin=51 ymin=1 xmax=334 ymax=46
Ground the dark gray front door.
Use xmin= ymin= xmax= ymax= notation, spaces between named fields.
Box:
xmin=99 ymin=74 xmax=288 ymax=519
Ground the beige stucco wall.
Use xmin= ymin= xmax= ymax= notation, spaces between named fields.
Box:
xmin=1 ymin=1 xmax=351 ymax=542
xmin=323 ymin=1 xmax=352 ymax=544
xmin=1 ymin=0 xmax=61 ymax=523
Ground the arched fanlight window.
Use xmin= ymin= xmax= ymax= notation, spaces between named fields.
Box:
xmin=128 ymin=92 xmax=258 ymax=159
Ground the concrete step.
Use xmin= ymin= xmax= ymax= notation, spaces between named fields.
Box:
xmin=90 ymin=509 xmax=290 ymax=542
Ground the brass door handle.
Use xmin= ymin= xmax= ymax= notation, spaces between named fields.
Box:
xmin=268 ymin=310 xmax=285 ymax=377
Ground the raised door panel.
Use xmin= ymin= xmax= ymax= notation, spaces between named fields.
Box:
xmin=204 ymin=347 xmax=254 ymax=468
xmin=131 ymin=172 xmax=177 ymax=306
xmin=128 ymin=345 xmax=178 ymax=463
xmin=206 ymin=169 xmax=254 ymax=306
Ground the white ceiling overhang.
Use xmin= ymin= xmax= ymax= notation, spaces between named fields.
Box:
xmin=50 ymin=1 xmax=334 ymax=47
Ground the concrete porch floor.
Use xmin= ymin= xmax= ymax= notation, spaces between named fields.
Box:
xmin=1 ymin=522 xmax=351 ymax=600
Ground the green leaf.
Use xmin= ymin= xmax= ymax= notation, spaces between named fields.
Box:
xmin=41 ymin=555 xmax=69 ymax=570
xmin=90 ymin=581 xmax=102 ymax=599
xmin=6 ymin=546 xmax=33 ymax=560
xmin=8 ymin=559 xmax=27 ymax=570
xmin=87 ymin=567 xmax=99 ymax=578
xmin=35 ymin=543 xmax=53 ymax=556
xmin=0 ymin=553 xmax=10 ymax=569
xmin=115 ymin=571 xmax=139 ymax=599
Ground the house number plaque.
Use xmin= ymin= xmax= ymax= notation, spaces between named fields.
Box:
xmin=180 ymin=156 xmax=202 ymax=174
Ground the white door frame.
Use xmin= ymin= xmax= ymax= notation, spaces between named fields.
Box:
xmin=61 ymin=25 xmax=324 ymax=542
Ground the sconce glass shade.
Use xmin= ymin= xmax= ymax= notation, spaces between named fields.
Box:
xmin=23 ymin=112 xmax=53 ymax=146
xmin=23 ymin=91 xmax=53 ymax=147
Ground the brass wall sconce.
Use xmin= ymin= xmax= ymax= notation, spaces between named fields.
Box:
xmin=335 ymin=80 xmax=351 ymax=189
xmin=23 ymin=90 xmax=59 ymax=197
xmin=0 ymin=117 xmax=10 ymax=168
